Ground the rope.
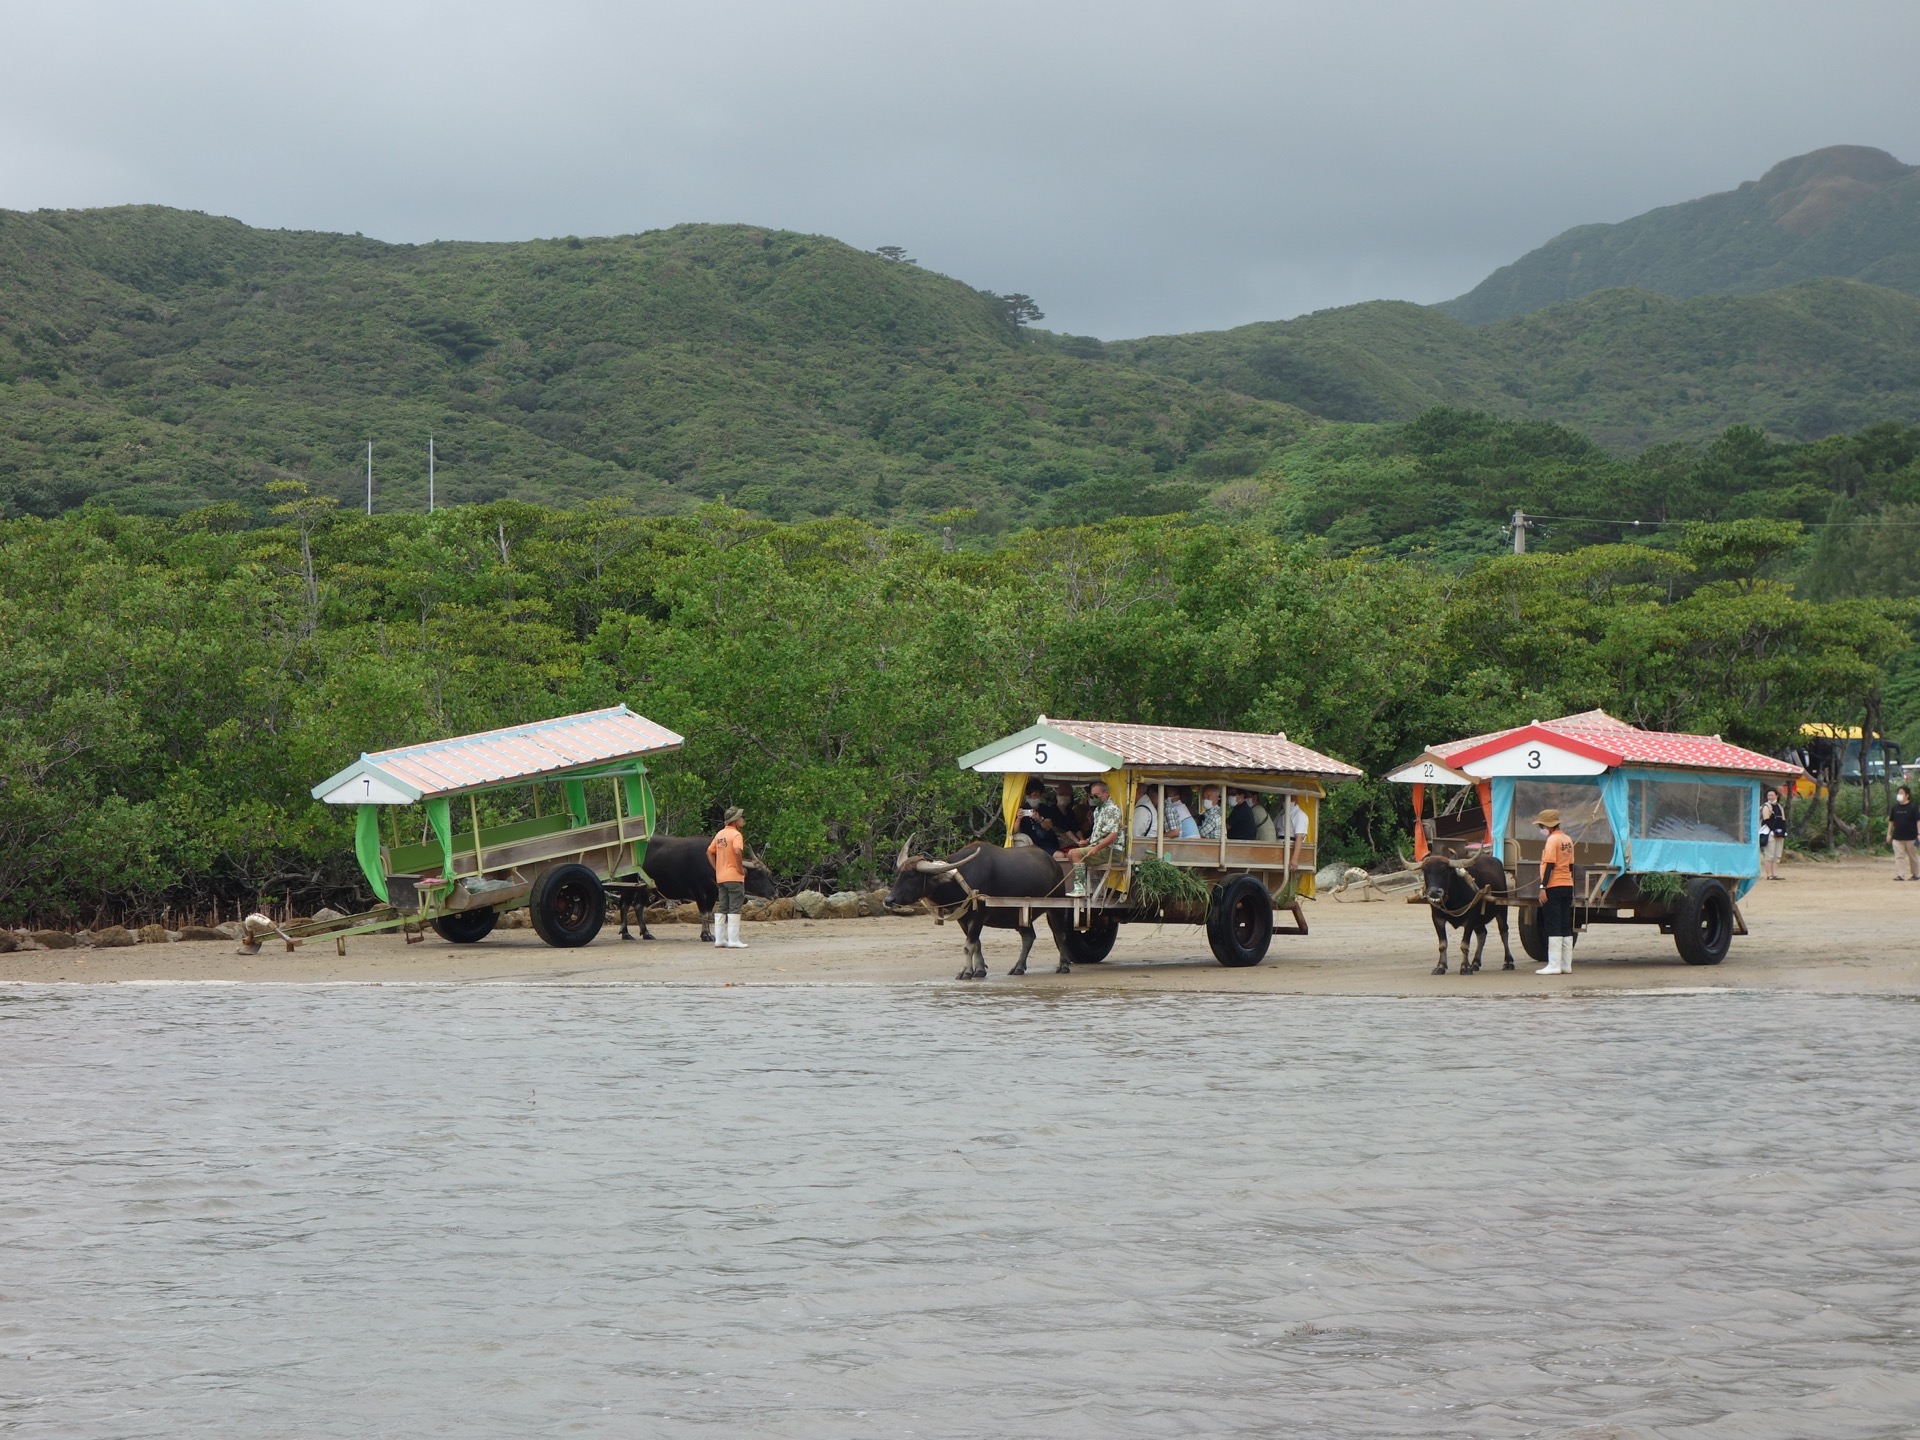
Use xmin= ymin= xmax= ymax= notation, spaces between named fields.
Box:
xmin=1426 ymin=880 xmax=1498 ymax=919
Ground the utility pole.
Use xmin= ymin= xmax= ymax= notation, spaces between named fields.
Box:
xmin=366 ymin=439 xmax=373 ymax=516
xmin=1511 ymin=509 xmax=1528 ymax=554
xmin=428 ymin=434 xmax=435 ymax=514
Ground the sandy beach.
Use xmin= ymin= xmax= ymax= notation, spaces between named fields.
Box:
xmin=6 ymin=855 xmax=1913 ymax=994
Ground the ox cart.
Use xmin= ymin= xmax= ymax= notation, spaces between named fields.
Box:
xmin=1388 ymin=710 xmax=1803 ymax=965
xmin=287 ymin=706 xmax=681 ymax=952
xmin=936 ymin=717 xmax=1361 ymax=969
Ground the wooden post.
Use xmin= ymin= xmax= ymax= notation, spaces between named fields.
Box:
xmin=1157 ymin=782 xmax=1166 ymax=858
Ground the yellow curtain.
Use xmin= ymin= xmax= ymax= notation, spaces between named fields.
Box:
xmin=1102 ymin=768 xmax=1132 ymax=892
xmin=1001 ymin=772 xmax=1027 ymax=846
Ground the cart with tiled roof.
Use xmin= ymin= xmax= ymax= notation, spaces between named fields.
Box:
xmin=955 ymin=717 xmax=1362 ymax=967
xmin=296 ymin=706 xmax=681 ymax=951
xmin=1386 ymin=710 xmax=1805 ymax=965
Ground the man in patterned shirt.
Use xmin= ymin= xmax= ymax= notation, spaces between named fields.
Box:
xmin=1067 ymin=779 xmax=1123 ymax=897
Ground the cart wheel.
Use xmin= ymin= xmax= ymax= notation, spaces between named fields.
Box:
xmin=530 ymin=864 xmax=606 ymax=948
xmin=1055 ymin=917 xmax=1119 ymax=965
xmin=1207 ymin=876 xmax=1273 ymax=967
xmin=1516 ymin=905 xmax=1548 ymax=964
xmin=1673 ymin=877 xmax=1732 ymax=965
xmin=432 ymin=907 xmax=498 ymax=945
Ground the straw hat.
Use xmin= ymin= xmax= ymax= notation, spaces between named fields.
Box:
xmin=1535 ymin=808 xmax=1561 ymax=827
xmin=724 ymin=806 xmax=745 ymax=824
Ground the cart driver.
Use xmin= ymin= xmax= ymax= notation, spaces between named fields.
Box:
xmin=1066 ymin=780 xmax=1122 ymax=898
xmin=707 ymin=807 xmax=750 ymax=950
xmin=1535 ymin=808 xmax=1575 ymax=976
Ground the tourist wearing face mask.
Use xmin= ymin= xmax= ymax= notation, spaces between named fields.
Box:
xmin=1534 ymin=808 xmax=1576 ymax=976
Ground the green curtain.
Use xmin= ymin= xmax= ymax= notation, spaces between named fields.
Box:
xmin=425 ymin=797 xmax=455 ymax=879
xmin=354 ymin=805 xmax=390 ymax=903
xmin=623 ymin=771 xmax=656 ymax=878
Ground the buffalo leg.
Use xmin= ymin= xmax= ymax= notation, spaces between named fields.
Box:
xmin=1431 ymin=910 xmax=1449 ymax=975
xmin=1468 ymin=924 xmax=1487 ymax=974
xmin=699 ymin=908 xmax=714 ymax=944
xmin=957 ymin=916 xmax=986 ymax=981
xmin=1009 ymin=923 xmax=1037 ymax=976
xmin=1495 ymin=906 xmax=1514 ymax=970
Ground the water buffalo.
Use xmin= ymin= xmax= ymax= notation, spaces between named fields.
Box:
xmin=887 ymin=839 xmax=1068 ymax=980
xmin=613 ymin=836 xmax=776 ymax=942
xmin=1419 ymin=852 xmax=1513 ymax=974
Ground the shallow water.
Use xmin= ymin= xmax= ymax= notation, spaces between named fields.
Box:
xmin=1 ymin=986 xmax=1916 ymax=1438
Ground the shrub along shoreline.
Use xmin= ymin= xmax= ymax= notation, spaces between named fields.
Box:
xmin=0 ymin=501 xmax=1911 ymax=927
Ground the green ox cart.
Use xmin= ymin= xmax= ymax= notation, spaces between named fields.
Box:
xmin=296 ymin=706 xmax=682 ymax=951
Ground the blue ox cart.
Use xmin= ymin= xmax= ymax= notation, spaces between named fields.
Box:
xmin=1388 ymin=710 xmax=1804 ymax=965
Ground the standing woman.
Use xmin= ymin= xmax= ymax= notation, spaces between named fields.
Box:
xmin=1535 ymin=808 xmax=1576 ymax=976
xmin=1759 ymin=787 xmax=1788 ymax=881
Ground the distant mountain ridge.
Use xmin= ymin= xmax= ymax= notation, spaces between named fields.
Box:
xmin=1443 ymin=145 xmax=1920 ymax=325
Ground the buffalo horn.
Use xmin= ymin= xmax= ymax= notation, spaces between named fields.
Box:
xmin=914 ymin=859 xmax=958 ymax=875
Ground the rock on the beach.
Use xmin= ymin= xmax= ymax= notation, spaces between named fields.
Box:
xmin=792 ymin=889 xmax=827 ymax=919
xmin=762 ymin=898 xmax=797 ymax=921
xmin=177 ymin=925 xmax=228 ymax=941
xmin=741 ymin=897 xmax=772 ymax=921
xmin=668 ymin=901 xmax=704 ymax=924
xmin=215 ymin=922 xmax=244 ymax=941
xmin=821 ymin=891 xmax=864 ymax=919
xmin=500 ymin=909 xmax=530 ymax=929
xmin=0 ymin=931 xmax=16 ymax=954
xmin=32 ymin=930 xmax=76 ymax=949
xmin=137 ymin=924 xmax=171 ymax=944
xmin=311 ymin=907 xmax=345 ymax=923
xmin=93 ymin=925 xmax=137 ymax=948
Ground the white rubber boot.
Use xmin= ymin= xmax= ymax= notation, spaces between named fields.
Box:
xmin=725 ymin=913 xmax=747 ymax=949
xmin=711 ymin=916 xmax=727 ymax=948
xmin=1562 ymin=935 xmax=1574 ymax=973
xmin=1536 ymin=936 xmax=1564 ymax=975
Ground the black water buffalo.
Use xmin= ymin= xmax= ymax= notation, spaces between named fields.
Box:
xmin=1419 ymin=852 xmax=1513 ymax=974
xmin=613 ymin=835 xmax=776 ymax=942
xmin=887 ymin=839 xmax=1068 ymax=980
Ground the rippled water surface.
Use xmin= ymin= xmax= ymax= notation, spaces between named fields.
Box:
xmin=3 ymin=986 xmax=1918 ymax=1438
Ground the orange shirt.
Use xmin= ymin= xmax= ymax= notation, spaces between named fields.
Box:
xmin=707 ymin=825 xmax=746 ymax=884
xmin=1540 ymin=829 xmax=1575 ymax=891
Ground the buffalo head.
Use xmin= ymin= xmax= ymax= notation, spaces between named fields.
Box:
xmin=1419 ymin=853 xmax=1457 ymax=906
xmin=885 ymin=837 xmax=962 ymax=911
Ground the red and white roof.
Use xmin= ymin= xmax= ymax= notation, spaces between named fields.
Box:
xmin=312 ymin=705 xmax=684 ymax=804
xmin=1393 ymin=709 xmax=1801 ymax=782
xmin=959 ymin=716 xmax=1360 ymax=779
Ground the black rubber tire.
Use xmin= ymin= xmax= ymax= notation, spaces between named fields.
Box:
xmin=1516 ymin=905 xmax=1548 ymax=964
xmin=1206 ymin=876 xmax=1273 ymax=967
xmin=1056 ymin=918 xmax=1119 ymax=965
xmin=530 ymin=864 xmax=606 ymax=948
xmin=431 ymin=907 xmax=498 ymax=944
xmin=1673 ymin=877 xmax=1733 ymax=965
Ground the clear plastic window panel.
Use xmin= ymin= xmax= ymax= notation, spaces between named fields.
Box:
xmin=1509 ymin=781 xmax=1614 ymax=845
xmin=1629 ymin=779 xmax=1750 ymax=846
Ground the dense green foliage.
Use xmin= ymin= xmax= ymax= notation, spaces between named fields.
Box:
xmin=2 ymin=500 xmax=1907 ymax=924
xmin=1443 ymin=146 xmax=1920 ymax=324
xmin=1231 ymin=412 xmax=1920 ymax=573
xmin=0 ymin=206 xmax=1303 ymax=524
xmin=1112 ymin=279 xmax=1920 ymax=449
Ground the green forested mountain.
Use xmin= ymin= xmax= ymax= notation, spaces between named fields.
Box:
xmin=0 ymin=206 xmax=1304 ymax=522
xmin=1109 ymin=278 xmax=1920 ymax=449
xmin=1443 ymin=145 xmax=1920 ymax=325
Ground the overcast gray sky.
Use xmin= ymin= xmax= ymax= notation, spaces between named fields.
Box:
xmin=3 ymin=1 xmax=1917 ymax=338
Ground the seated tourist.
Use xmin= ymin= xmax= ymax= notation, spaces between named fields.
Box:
xmin=1250 ymin=796 xmax=1278 ymax=841
xmin=1284 ymin=796 xmax=1312 ymax=844
xmin=1017 ymin=780 xmax=1062 ymax=852
xmin=1197 ymin=785 xmax=1224 ymax=840
xmin=1049 ymin=783 xmax=1087 ymax=847
xmin=1227 ymin=789 xmax=1258 ymax=840
xmin=1132 ymin=789 xmax=1159 ymax=838
xmin=1164 ymin=788 xmax=1199 ymax=838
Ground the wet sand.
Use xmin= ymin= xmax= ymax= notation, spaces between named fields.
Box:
xmin=7 ymin=856 xmax=1915 ymax=993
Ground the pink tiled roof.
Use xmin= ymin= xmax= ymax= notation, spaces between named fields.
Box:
xmin=364 ymin=706 xmax=683 ymax=798
xmin=1430 ymin=709 xmax=1800 ymax=778
xmin=1047 ymin=718 xmax=1361 ymax=778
